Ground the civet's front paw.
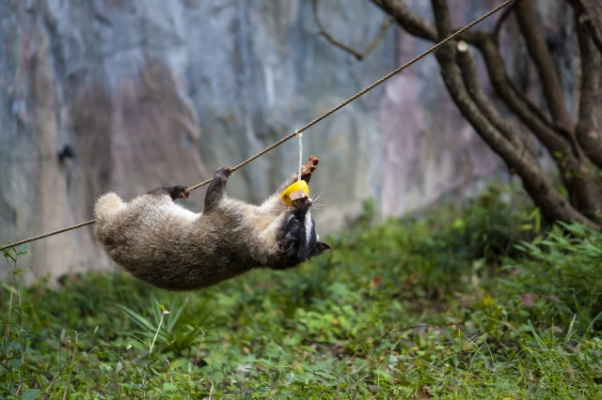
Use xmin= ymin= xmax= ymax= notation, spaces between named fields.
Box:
xmin=300 ymin=155 xmax=319 ymax=182
xmin=168 ymin=186 xmax=190 ymax=200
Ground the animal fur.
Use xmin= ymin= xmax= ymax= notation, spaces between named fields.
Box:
xmin=94 ymin=156 xmax=329 ymax=291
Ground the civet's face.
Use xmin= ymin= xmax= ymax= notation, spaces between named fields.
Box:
xmin=273 ymin=197 xmax=330 ymax=269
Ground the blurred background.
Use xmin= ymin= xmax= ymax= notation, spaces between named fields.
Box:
xmin=0 ymin=0 xmax=579 ymax=282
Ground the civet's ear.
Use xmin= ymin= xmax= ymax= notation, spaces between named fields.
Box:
xmin=314 ymin=242 xmax=331 ymax=255
xmin=278 ymin=238 xmax=296 ymax=255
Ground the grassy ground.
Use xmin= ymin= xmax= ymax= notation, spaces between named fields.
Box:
xmin=2 ymin=185 xmax=602 ymax=399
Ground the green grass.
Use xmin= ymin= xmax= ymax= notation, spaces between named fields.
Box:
xmin=2 ymin=185 xmax=602 ymax=399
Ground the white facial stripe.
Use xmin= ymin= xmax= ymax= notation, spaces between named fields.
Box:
xmin=304 ymin=211 xmax=313 ymax=244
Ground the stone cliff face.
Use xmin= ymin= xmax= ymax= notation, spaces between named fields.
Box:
xmin=0 ymin=0 xmax=574 ymax=282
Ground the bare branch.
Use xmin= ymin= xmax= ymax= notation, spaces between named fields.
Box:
xmin=363 ymin=17 xmax=395 ymax=58
xmin=456 ymin=41 xmax=535 ymax=175
xmin=430 ymin=0 xmax=452 ymax=38
xmin=456 ymin=41 xmax=525 ymax=151
xmin=313 ymin=0 xmax=394 ymax=61
xmin=492 ymin=1 xmax=516 ymax=44
xmin=513 ymin=0 xmax=576 ymax=142
xmin=566 ymin=0 xmax=602 ymax=55
xmin=428 ymin=0 xmax=598 ymax=228
xmin=575 ymin=15 xmax=602 ymax=170
xmin=472 ymin=32 xmax=601 ymax=213
xmin=457 ymin=31 xmax=554 ymax=139
xmin=370 ymin=0 xmax=437 ymax=41
xmin=470 ymin=33 xmax=569 ymax=155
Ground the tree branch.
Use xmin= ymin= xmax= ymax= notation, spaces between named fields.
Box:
xmin=467 ymin=33 xmax=560 ymax=149
xmin=370 ymin=0 xmax=437 ymax=41
xmin=513 ymin=0 xmax=577 ymax=147
xmin=493 ymin=1 xmax=516 ymax=44
xmin=313 ymin=0 xmax=394 ymax=61
xmin=456 ymin=41 xmax=537 ymax=177
xmin=471 ymin=32 xmax=600 ymax=214
xmin=455 ymin=41 xmax=526 ymax=152
xmin=428 ymin=0 xmax=598 ymax=228
xmin=566 ymin=0 xmax=602 ymax=55
xmin=575 ymin=15 xmax=602 ymax=170
xmin=514 ymin=0 xmax=601 ymax=214
xmin=430 ymin=0 xmax=452 ymax=38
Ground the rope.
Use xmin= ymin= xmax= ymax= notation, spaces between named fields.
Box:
xmin=296 ymin=131 xmax=303 ymax=182
xmin=0 ymin=0 xmax=515 ymax=253
xmin=1 ymin=220 xmax=96 ymax=253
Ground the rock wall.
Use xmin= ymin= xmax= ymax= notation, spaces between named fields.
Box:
xmin=0 ymin=0 xmax=575 ymax=282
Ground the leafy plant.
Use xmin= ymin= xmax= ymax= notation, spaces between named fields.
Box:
xmin=502 ymin=221 xmax=602 ymax=333
xmin=118 ymin=296 xmax=210 ymax=357
xmin=1 ymin=245 xmax=31 ymax=398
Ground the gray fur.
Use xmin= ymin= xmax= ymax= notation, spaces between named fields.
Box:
xmin=94 ymin=157 xmax=329 ymax=291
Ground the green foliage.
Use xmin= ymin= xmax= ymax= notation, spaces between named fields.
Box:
xmin=336 ymin=184 xmax=541 ymax=297
xmin=502 ymin=221 xmax=602 ymax=333
xmin=1 ymin=185 xmax=601 ymax=399
xmin=118 ymin=296 xmax=210 ymax=357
